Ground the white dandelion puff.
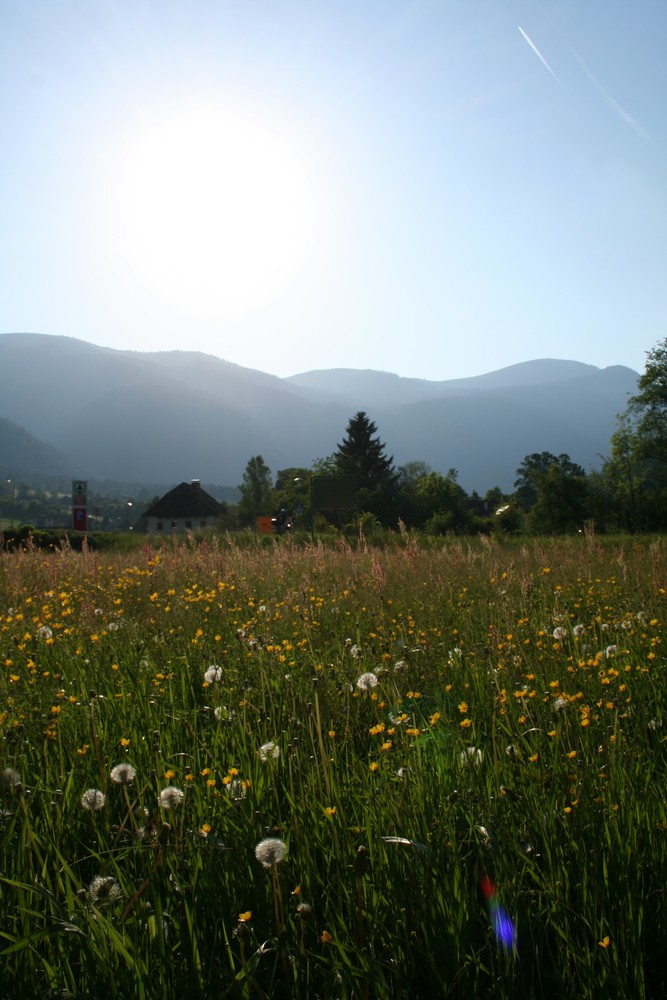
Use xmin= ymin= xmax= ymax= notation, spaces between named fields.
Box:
xmin=258 ymin=741 xmax=280 ymax=761
xmin=80 ymin=788 xmax=106 ymax=811
xmin=38 ymin=626 xmax=53 ymax=639
xmin=255 ymin=837 xmax=287 ymax=868
xmin=1 ymin=767 xmax=21 ymax=791
xmin=88 ymin=875 xmax=122 ymax=907
xmin=110 ymin=763 xmax=136 ymax=785
xmin=356 ymin=672 xmax=378 ymax=691
xmin=159 ymin=786 xmax=184 ymax=809
xmin=204 ymin=664 xmax=222 ymax=684
xmin=552 ymin=627 xmax=567 ymax=640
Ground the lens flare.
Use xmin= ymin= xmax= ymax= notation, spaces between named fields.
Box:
xmin=480 ymin=874 xmax=517 ymax=951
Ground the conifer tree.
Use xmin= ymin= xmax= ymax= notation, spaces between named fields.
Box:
xmin=334 ymin=412 xmax=398 ymax=522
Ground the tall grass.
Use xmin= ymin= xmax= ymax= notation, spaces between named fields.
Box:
xmin=1 ymin=533 xmax=666 ymax=998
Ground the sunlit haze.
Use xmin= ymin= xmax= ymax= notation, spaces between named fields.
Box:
xmin=1 ymin=1 xmax=665 ymax=379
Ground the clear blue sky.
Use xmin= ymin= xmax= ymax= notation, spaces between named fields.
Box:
xmin=1 ymin=0 xmax=665 ymax=380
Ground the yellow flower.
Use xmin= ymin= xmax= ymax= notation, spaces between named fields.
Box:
xmin=324 ymin=806 xmax=336 ymax=817
xmin=598 ymin=936 xmax=610 ymax=948
xmin=460 ymin=718 xmax=472 ymax=729
xmin=120 ymin=738 xmax=131 ymax=747
xmin=529 ymin=753 xmax=539 ymax=762
xmin=369 ymin=761 xmax=379 ymax=772
xmin=321 ymin=930 xmax=332 ymax=943
xmin=238 ymin=911 xmax=252 ymax=923
xmin=566 ymin=750 xmax=577 ymax=759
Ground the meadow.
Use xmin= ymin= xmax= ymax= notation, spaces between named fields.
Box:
xmin=1 ymin=530 xmax=666 ymax=999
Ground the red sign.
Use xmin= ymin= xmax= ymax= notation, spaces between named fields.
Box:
xmin=72 ymin=508 xmax=87 ymax=532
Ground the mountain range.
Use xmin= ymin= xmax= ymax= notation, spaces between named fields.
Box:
xmin=0 ymin=333 xmax=637 ymax=493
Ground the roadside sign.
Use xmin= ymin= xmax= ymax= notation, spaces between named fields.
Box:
xmin=72 ymin=480 xmax=87 ymax=496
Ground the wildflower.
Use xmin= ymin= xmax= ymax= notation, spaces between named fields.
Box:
xmin=356 ymin=672 xmax=378 ymax=691
xmin=296 ymin=902 xmax=312 ymax=917
xmin=255 ymin=836 xmax=287 ymax=868
xmin=573 ymin=624 xmax=585 ymax=637
xmin=88 ymin=875 xmax=122 ymax=907
xmin=552 ymin=627 xmax=567 ymax=640
xmin=324 ymin=806 xmax=337 ymax=817
xmin=204 ymin=664 xmax=222 ymax=684
xmin=159 ymin=786 xmax=184 ymax=809
xmin=258 ymin=741 xmax=280 ymax=761
xmin=553 ymin=696 xmax=568 ymax=712
xmin=238 ymin=911 xmax=252 ymax=922
xmin=1 ymin=767 xmax=21 ymax=791
xmin=80 ymin=788 xmax=105 ymax=811
xmin=110 ymin=762 xmax=136 ymax=785
xmin=349 ymin=644 xmax=362 ymax=659
xmin=320 ymin=930 xmax=332 ymax=943
xmin=38 ymin=626 xmax=53 ymax=640
xmin=598 ymin=935 xmax=610 ymax=948
xmin=394 ymin=659 xmax=407 ymax=672
xmin=605 ymin=645 xmax=617 ymax=659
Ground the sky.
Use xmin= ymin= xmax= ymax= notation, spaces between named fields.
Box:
xmin=1 ymin=0 xmax=665 ymax=381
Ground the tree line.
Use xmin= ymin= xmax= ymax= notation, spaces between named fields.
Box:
xmin=237 ymin=337 xmax=667 ymax=535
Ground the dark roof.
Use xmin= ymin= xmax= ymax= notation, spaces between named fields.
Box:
xmin=143 ymin=482 xmax=225 ymax=519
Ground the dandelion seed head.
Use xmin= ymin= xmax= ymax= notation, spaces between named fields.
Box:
xmin=255 ymin=836 xmax=287 ymax=868
xmin=80 ymin=788 xmax=105 ymax=811
xmin=460 ymin=747 xmax=482 ymax=766
xmin=356 ymin=672 xmax=378 ymax=691
xmin=88 ymin=875 xmax=122 ymax=907
xmin=110 ymin=762 xmax=136 ymax=785
xmin=1 ymin=767 xmax=21 ymax=791
xmin=159 ymin=786 xmax=184 ymax=809
xmin=39 ymin=626 xmax=53 ymax=639
xmin=204 ymin=664 xmax=222 ymax=684
xmin=258 ymin=741 xmax=280 ymax=761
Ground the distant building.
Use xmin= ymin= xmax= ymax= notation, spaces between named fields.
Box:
xmin=142 ymin=480 xmax=225 ymax=535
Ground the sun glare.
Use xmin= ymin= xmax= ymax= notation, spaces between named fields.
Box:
xmin=107 ymin=99 xmax=319 ymax=324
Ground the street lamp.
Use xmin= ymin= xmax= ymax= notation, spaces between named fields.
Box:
xmin=6 ymin=478 xmax=16 ymax=529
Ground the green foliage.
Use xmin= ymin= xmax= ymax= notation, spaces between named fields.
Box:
xmin=602 ymin=339 xmax=667 ymax=531
xmin=237 ymin=455 xmax=274 ymax=526
xmin=335 ymin=412 xmax=398 ymax=523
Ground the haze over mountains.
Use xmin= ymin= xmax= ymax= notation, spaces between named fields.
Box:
xmin=0 ymin=333 xmax=637 ymax=493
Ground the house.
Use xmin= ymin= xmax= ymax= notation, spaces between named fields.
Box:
xmin=142 ymin=480 xmax=226 ymax=535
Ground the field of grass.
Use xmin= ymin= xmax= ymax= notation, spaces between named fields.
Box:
xmin=1 ymin=531 xmax=666 ymax=998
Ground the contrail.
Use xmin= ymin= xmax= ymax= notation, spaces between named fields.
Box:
xmin=570 ymin=47 xmax=650 ymax=140
xmin=518 ymin=26 xmax=564 ymax=89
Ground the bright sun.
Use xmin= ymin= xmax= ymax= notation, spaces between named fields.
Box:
xmin=108 ymin=99 xmax=319 ymax=325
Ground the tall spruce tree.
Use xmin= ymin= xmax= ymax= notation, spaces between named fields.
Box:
xmin=335 ymin=412 xmax=398 ymax=522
